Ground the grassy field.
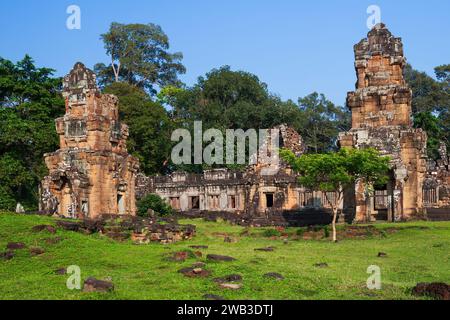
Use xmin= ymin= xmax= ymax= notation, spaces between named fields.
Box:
xmin=0 ymin=212 xmax=449 ymax=300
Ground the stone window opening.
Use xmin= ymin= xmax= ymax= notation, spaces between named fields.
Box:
xmin=299 ymin=191 xmax=314 ymax=207
xmin=209 ymin=195 xmax=220 ymax=209
xmin=265 ymin=193 xmax=274 ymax=208
xmin=81 ymin=200 xmax=89 ymax=217
xmin=169 ymin=197 xmax=180 ymax=210
xmin=65 ymin=120 xmax=87 ymax=137
xmin=374 ymin=185 xmax=389 ymax=210
xmin=189 ymin=196 xmax=200 ymax=210
xmin=423 ymin=188 xmax=438 ymax=206
xmin=323 ymin=192 xmax=338 ymax=208
xmin=229 ymin=195 xmax=237 ymax=209
xmin=117 ymin=194 xmax=125 ymax=214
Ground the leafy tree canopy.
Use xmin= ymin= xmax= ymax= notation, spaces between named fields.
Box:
xmin=95 ymin=22 xmax=186 ymax=95
xmin=0 ymin=55 xmax=64 ymax=210
xmin=405 ymin=63 xmax=450 ymax=155
xmin=297 ymin=92 xmax=350 ymax=153
xmin=160 ymin=66 xmax=349 ymax=156
xmin=104 ymin=82 xmax=174 ymax=175
xmin=281 ymin=147 xmax=390 ymax=241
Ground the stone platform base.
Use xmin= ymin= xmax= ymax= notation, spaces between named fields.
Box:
xmin=178 ymin=209 xmax=335 ymax=227
xmin=425 ymin=208 xmax=450 ymax=221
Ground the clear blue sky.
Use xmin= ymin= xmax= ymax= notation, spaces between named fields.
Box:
xmin=1 ymin=0 xmax=449 ymax=105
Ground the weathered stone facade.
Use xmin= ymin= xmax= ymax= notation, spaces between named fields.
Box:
xmin=423 ymin=142 xmax=450 ymax=219
xmin=141 ymin=24 xmax=450 ymax=224
xmin=137 ymin=125 xmax=341 ymax=226
xmin=40 ymin=63 xmax=139 ymax=219
xmin=339 ymin=24 xmax=429 ymax=222
xmin=43 ymin=25 xmax=449 ymax=225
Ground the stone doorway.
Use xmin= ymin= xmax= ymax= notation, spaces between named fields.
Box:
xmin=81 ymin=200 xmax=89 ymax=217
xmin=373 ymin=184 xmax=394 ymax=221
xmin=265 ymin=193 xmax=274 ymax=208
xmin=117 ymin=194 xmax=125 ymax=215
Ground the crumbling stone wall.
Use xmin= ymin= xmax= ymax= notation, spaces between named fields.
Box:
xmin=424 ymin=142 xmax=450 ymax=208
xmin=339 ymin=24 xmax=429 ymax=222
xmin=138 ymin=124 xmax=342 ymax=225
xmin=40 ymin=63 xmax=139 ymax=218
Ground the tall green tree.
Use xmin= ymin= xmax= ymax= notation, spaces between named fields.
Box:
xmin=297 ymin=92 xmax=350 ymax=153
xmin=104 ymin=82 xmax=173 ymax=175
xmin=434 ymin=64 xmax=450 ymax=149
xmin=166 ymin=66 xmax=276 ymax=130
xmin=281 ymin=148 xmax=390 ymax=242
xmin=159 ymin=66 xmax=310 ymax=171
xmin=405 ymin=63 xmax=450 ymax=154
xmin=413 ymin=111 xmax=444 ymax=159
xmin=0 ymin=56 xmax=64 ymax=210
xmin=95 ymin=22 xmax=186 ymax=94
xmin=160 ymin=66 xmax=349 ymax=172
xmin=435 ymin=64 xmax=450 ymax=87
xmin=404 ymin=64 xmax=448 ymax=114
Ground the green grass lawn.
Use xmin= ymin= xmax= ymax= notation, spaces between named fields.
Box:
xmin=0 ymin=212 xmax=449 ymax=300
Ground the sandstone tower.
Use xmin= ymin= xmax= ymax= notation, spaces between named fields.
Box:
xmin=40 ymin=63 xmax=139 ymax=218
xmin=339 ymin=24 xmax=428 ymax=222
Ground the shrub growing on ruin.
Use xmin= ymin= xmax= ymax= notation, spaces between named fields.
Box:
xmin=137 ymin=194 xmax=174 ymax=217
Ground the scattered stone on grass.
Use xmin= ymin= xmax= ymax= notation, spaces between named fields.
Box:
xmin=264 ymin=273 xmax=284 ymax=281
xmin=314 ymin=263 xmax=328 ymax=268
xmin=224 ymin=236 xmax=238 ymax=243
xmin=45 ymin=237 xmax=63 ymax=245
xmin=83 ymin=277 xmax=114 ymax=293
xmin=1 ymin=251 xmax=15 ymax=260
xmin=6 ymin=242 xmax=26 ymax=250
xmin=192 ymin=262 xmax=206 ymax=268
xmin=189 ymin=245 xmax=208 ymax=249
xmin=170 ymin=251 xmax=191 ymax=262
xmin=207 ymin=254 xmax=236 ymax=262
xmin=55 ymin=268 xmax=67 ymax=275
xmin=32 ymin=225 xmax=56 ymax=234
xmin=193 ymin=251 xmax=203 ymax=258
xmin=255 ymin=247 xmax=275 ymax=252
xmin=214 ymin=274 xmax=242 ymax=283
xmin=105 ymin=231 xmax=130 ymax=241
xmin=378 ymin=252 xmax=388 ymax=258
xmin=178 ymin=267 xmax=211 ymax=278
xmin=57 ymin=220 xmax=82 ymax=232
xmin=58 ymin=215 xmax=196 ymax=244
xmin=219 ymin=283 xmax=242 ymax=290
xmin=301 ymin=225 xmax=383 ymax=241
xmin=30 ymin=247 xmax=45 ymax=256
xmin=203 ymin=294 xmax=226 ymax=300
xmin=412 ymin=283 xmax=450 ymax=300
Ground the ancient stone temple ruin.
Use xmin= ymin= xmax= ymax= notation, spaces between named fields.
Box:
xmin=339 ymin=23 xmax=429 ymax=222
xmin=424 ymin=142 xmax=450 ymax=219
xmin=137 ymin=125 xmax=338 ymax=226
xmin=139 ymin=24 xmax=450 ymax=224
xmin=41 ymin=25 xmax=449 ymax=225
xmin=40 ymin=63 xmax=139 ymax=219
